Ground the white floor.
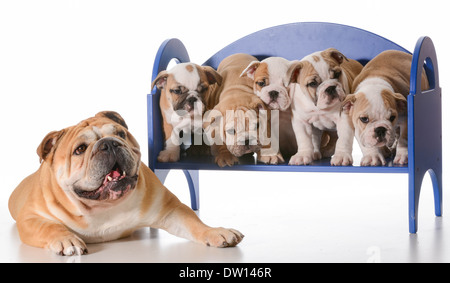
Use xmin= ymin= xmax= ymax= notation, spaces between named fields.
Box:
xmin=1 ymin=168 xmax=448 ymax=263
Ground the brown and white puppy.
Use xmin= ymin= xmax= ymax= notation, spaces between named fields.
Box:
xmin=151 ymin=63 xmax=222 ymax=162
xmin=241 ymin=57 xmax=297 ymax=158
xmin=288 ymin=48 xmax=363 ymax=165
xmin=203 ymin=53 xmax=281 ymax=167
xmin=333 ymin=50 xmax=429 ymax=166
xmin=9 ymin=111 xmax=243 ymax=256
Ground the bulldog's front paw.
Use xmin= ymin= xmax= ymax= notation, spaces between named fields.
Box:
xmin=201 ymin=227 xmax=244 ymax=248
xmin=48 ymin=234 xmax=88 ymax=256
xmin=215 ymin=152 xmax=239 ymax=167
xmin=331 ymin=152 xmax=353 ymax=166
xmin=289 ymin=151 xmax=314 ymax=165
xmin=258 ymin=153 xmax=285 ymax=164
xmin=393 ymin=148 xmax=408 ymax=165
xmin=157 ymin=147 xmax=180 ymax=162
xmin=360 ymin=153 xmax=386 ymax=166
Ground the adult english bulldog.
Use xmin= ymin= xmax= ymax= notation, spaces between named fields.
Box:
xmin=151 ymin=63 xmax=222 ymax=162
xmin=333 ymin=50 xmax=429 ymax=166
xmin=288 ymin=48 xmax=363 ymax=165
xmin=203 ymin=53 xmax=281 ymax=167
xmin=9 ymin=111 xmax=243 ymax=256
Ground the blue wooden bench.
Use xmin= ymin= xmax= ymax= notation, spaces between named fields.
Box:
xmin=147 ymin=22 xmax=442 ymax=234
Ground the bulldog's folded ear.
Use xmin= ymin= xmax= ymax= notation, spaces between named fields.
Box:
xmin=151 ymin=70 xmax=169 ymax=90
xmin=202 ymin=66 xmax=223 ymax=86
xmin=323 ymin=48 xmax=349 ymax=65
xmin=287 ymin=61 xmax=303 ymax=84
xmin=341 ymin=94 xmax=356 ymax=115
xmin=95 ymin=111 xmax=128 ymax=129
xmin=240 ymin=61 xmax=260 ymax=80
xmin=37 ymin=130 xmax=65 ymax=163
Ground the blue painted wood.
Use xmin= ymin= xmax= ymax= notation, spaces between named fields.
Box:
xmin=147 ymin=23 xmax=442 ymax=233
xmin=408 ymin=36 xmax=442 ymax=233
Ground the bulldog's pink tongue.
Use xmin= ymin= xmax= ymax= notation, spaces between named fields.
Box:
xmin=104 ymin=169 xmax=123 ymax=185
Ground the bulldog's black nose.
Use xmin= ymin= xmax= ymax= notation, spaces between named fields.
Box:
xmin=325 ymin=85 xmax=337 ymax=96
xmin=98 ymin=139 xmax=120 ymax=151
xmin=269 ymin=91 xmax=279 ymax=101
xmin=187 ymin=96 xmax=198 ymax=106
xmin=375 ymin=127 xmax=387 ymax=138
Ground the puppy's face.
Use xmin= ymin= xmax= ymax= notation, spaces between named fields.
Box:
xmin=37 ymin=112 xmax=141 ymax=206
xmin=203 ymin=97 xmax=269 ymax=157
xmin=152 ymin=63 xmax=222 ymax=116
xmin=289 ymin=48 xmax=348 ymax=110
xmin=343 ymin=89 xmax=407 ymax=148
xmin=242 ymin=57 xmax=292 ymax=111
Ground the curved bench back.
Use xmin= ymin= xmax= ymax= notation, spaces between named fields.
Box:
xmin=203 ymin=22 xmax=409 ymax=68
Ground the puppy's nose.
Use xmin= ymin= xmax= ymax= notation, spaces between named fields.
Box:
xmin=187 ymin=96 xmax=198 ymax=105
xmin=375 ymin=127 xmax=387 ymax=138
xmin=325 ymin=85 xmax=337 ymax=96
xmin=269 ymin=91 xmax=279 ymax=101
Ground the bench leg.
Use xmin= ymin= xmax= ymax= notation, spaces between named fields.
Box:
xmin=183 ymin=170 xmax=200 ymax=210
xmin=155 ymin=169 xmax=170 ymax=184
xmin=409 ymin=168 xmax=443 ymax=234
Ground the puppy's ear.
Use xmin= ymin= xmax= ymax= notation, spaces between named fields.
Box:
xmin=240 ymin=61 xmax=260 ymax=80
xmin=95 ymin=111 xmax=128 ymax=129
xmin=392 ymin=92 xmax=408 ymax=114
xmin=323 ymin=48 xmax=348 ymax=65
xmin=287 ymin=61 xmax=303 ymax=83
xmin=37 ymin=130 xmax=65 ymax=163
xmin=341 ymin=94 xmax=356 ymax=115
xmin=151 ymin=70 xmax=169 ymax=90
xmin=202 ymin=66 xmax=223 ymax=86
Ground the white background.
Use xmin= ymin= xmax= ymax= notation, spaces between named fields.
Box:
xmin=0 ymin=0 xmax=448 ymax=260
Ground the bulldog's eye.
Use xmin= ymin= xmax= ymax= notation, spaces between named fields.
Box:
xmin=389 ymin=115 xmax=396 ymax=122
xmin=307 ymin=81 xmax=318 ymax=88
xmin=257 ymin=81 xmax=266 ymax=88
xmin=74 ymin=144 xmax=87 ymax=155
xmin=360 ymin=116 xmax=369 ymax=124
xmin=226 ymin=128 xmax=235 ymax=135
xmin=117 ymin=130 xmax=126 ymax=139
xmin=333 ymin=70 xmax=342 ymax=79
xmin=170 ymin=89 xmax=182 ymax=95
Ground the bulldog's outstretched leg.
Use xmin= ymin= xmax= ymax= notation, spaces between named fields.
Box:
xmin=17 ymin=216 xmax=88 ymax=256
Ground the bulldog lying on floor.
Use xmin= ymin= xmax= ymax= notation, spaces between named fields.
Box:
xmin=9 ymin=111 xmax=243 ymax=256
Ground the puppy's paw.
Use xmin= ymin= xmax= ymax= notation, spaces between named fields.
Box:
xmin=48 ymin=234 xmax=88 ymax=256
xmin=360 ymin=153 xmax=386 ymax=166
xmin=393 ymin=149 xmax=408 ymax=165
xmin=258 ymin=153 xmax=285 ymax=164
xmin=215 ymin=152 xmax=239 ymax=167
xmin=157 ymin=147 xmax=180 ymax=162
xmin=331 ymin=152 xmax=353 ymax=166
xmin=289 ymin=151 xmax=314 ymax=165
xmin=313 ymin=151 xmax=322 ymax=161
xmin=201 ymin=227 xmax=244 ymax=248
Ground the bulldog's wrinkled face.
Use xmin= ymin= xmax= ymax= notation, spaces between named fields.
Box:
xmin=289 ymin=48 xmax=348 ymax=110
xmin=152 ymin=63 xmax=222 ymax=117
xmin=242 ymin=57 xmax=292 ymax=111
xmin=342 ymin=89 xmax=407 ymax=148
xmin=203 ymin=97 xmax=269 ymax=157
xmin=38 ymin=112 xmax=141 ymax=204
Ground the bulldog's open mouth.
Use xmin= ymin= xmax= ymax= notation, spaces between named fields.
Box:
xmin=74 ymin=163 xmax=138 ymax=201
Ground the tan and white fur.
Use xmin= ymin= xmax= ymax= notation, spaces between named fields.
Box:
xmin=203 ymin=53 xmax=279 ymax=167
xmin=333 ymin=50 xmax=429 ymax=166
xmin=9 ymin=111 xmax=243 ymax=256
xmin=288 ymin=48 xmax=363 ymax=165
xmin=151 ymin=63 xmax=222 ymax=162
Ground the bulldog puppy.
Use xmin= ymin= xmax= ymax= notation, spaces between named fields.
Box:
xmin=203 ymin=53 xmax=281 ymax=167
xmin=334 ymin=50 xmax=429 ymax=166
xmin=288 ymin=48 xmax=363 ymax=165
xmin=151 ymin=63 xmax=222 ymax=162
xmin=9 ymin=111 xmax=243 ymax=256
xmin=241 ymin=57 xmax=297 ymax=158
